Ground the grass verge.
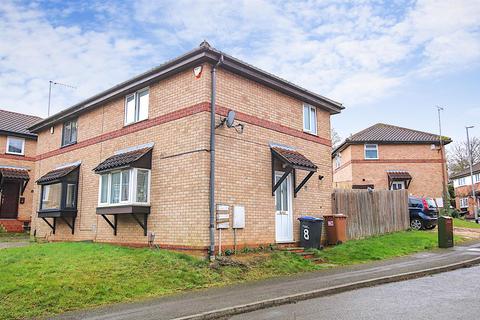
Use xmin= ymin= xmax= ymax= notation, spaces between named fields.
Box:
xmin=0 ymin=230 xmax=469 ymax=319
xmin=454 ymin=218 xmax=480 ymax=229
xmin=312 ymin=230 xmax=465 ymax=266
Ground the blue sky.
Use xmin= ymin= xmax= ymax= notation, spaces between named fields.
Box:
xmin=1 ymin=0 xmax=479 ymax=145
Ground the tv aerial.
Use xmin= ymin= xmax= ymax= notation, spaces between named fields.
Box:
xmin=216 ymin=110 xmax=244 ymax=133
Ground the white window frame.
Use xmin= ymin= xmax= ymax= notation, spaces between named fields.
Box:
xmin=364 ymin=144 xmax=379 ymax=160
xmin=474 ymin=173 xmax=480 ymax=183
xmin=6 ymin=136 xmax=25 ymax=155
xmin=458 ymin=177 xmax=466 ymax=186
xmin=124 ymin=87 xmax=149 ymax=125
xmin=98 ymin=168 xmax=151 ymax=207
xmin=460 ymin=197 xmax=469 ymax=208
xmin=334 ymin=154 xmax=342 ymax=169
xmin=302 ymin=104 xmax=317 ymax=135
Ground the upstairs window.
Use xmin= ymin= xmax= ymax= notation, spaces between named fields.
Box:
xmin=458 ymin=177 xmax=466 ymax=186
xmin=364 ymin=144 xmax=378 ymax=159
xmin=6 ymin=136 xmax=25 ymax=155
xmin=98 ymin=168 xmax=150 ymax=206
xmin=62 ymin=119 xmax=78 ymax=147
xmin=125 ymin=88 xmax=149 ymax=125
xmin=474 ymin=173 xmax=480 ymax=183
xmin=303 ymin=104 xmax=317 ymax=135
xmin=334 ymin=154 xmax=342 ymax=169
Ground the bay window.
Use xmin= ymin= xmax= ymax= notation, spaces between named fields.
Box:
xmin=41 ymin=183 xmax=62 ymax=210
xmin=98 ymin=168 xmax=150 ymax=206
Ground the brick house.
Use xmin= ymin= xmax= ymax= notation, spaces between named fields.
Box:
xmin=451 ymin=163 xmax=480 ymax=218
xmin=332 ymin=123 xmax=450 ymax=201
xmin=0 ymin=109 xmax=41 ymax=232
xmin=28 ymin=42 xmax=343 ymax=254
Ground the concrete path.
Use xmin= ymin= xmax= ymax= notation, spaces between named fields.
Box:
xmin=54 ymin=241 xmax=480 ymax=320
xmin=0 ymin=241 xmax=30 ymax=250
xmin=232 ymin=265 xmax=480 ymax=319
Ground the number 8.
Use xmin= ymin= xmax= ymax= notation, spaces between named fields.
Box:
xmin=304 ymin=229 xmax=309 ymax=240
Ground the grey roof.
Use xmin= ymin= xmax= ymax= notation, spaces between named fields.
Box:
xmin=36 ymin=164 xmax=80 ymax=184
xmin=0 ymin=109 xmax=42 ymax=138
xmin=29 ymin=41 xmax=343 ymax=133
xmin=333 ymin=123 xmax=452 ymax=155
xmin=93 ymin=147 xmax=152 ymax=173
xmin=450 ymin=163 xmax=480 ymax=180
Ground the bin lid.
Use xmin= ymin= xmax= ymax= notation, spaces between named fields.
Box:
xmin=298 ymin=216 xmax=323 ymax=221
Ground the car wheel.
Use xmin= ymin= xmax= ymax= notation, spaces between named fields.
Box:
xmin=410 ymin=219 xmax=423 ymax=230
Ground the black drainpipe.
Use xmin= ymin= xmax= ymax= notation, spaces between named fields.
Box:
xmin=209 ymin=55 xmax=224 ymax=261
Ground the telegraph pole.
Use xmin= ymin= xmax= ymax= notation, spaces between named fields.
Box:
xmin=466 ymin=126 xmax=478 ymax=223
xmin=436 ymin=106 xmax=448 ymax=212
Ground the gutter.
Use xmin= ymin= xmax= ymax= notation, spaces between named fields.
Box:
xmin=209 ymin=55 xmax=224 ymax=261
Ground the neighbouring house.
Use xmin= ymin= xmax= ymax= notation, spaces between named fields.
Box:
xmin=28 ymin=42 xmax=343 ymax=253
xmin=332 ymin=123 xmax=451 ymax=201
xmin=0 ymin=109 xmax=41 ymax=232
xmin=451 ymin=163 xmax=480 ymax=218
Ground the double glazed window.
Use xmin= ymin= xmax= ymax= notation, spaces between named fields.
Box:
xmin=6 ymin=136 xmax=25 ymax=155
xmin=99 ymin=168 xmax=150 ymax=206
xmin=457 ymin=177 xmax=466 ymax=186
xmin=364 ymin=144 xmax=379 ymax=159
xmin=125 ymin=88 xmax=149 ymax=125
xmin=334 ymin=154 xmax=342 ymax=169
xmin=41 ymin=183 xmax=62 ymax=210
xmin=460 ymin=198 xmax=469 ymax=208
xmin=62 ymin=119 xmax=78 ymax=146
xmin=302 ymin=104 xmax=317 ymax=135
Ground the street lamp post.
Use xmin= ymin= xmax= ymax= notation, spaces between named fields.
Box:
xmin=466 ymin=126 xmax=478 ymax=223
xmin=436 ymin=106 xmax=448 ymax=211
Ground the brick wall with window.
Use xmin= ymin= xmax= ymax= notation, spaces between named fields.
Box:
xmin=0 ymin=134 xmax=37 ymax=223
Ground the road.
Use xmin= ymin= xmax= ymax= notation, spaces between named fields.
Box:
xmin=231 ymin=265 xmax=480 ymax=320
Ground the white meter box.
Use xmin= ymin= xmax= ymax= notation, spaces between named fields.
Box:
xmin=233 ymin=205 xmax=245 ymax=229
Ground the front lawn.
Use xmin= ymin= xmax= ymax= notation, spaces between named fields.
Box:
xmin=313 ymin=230 xmax=465 ymax=265
xmin=0 ymin=242 xmax=318 ymax=320
xmin=454 ymin=218 xmax=480 ymax=229
xmin=0 ymin=230 xmax=467 ymax=319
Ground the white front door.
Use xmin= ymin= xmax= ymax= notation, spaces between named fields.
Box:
xmin=275 ymin=172 xmax=293 ymax=243
xmin=391 ymin=181 xmax=405 ymax=190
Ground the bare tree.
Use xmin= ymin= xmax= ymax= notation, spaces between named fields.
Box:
xmin=447 ymin=137 xmax=480 ymax=176
xmin=331 ymin=128 xmax=342 ymax=149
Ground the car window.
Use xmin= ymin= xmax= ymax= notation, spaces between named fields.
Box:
xmin=426 ymin=198 xmax=437 ymax=208
xmin=409 ymin=197 xmax=422 ymax=208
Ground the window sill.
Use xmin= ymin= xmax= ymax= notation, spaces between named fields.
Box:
xmin=302 ymin=130 xmax=318 ymax=137
xmin=5 ymin=152 xmax=25 ymax=156
xmin=61 ymin=141 xmax=77 ymax=149
xmin=124 ymin=118 xmax=149 ymax=128
xmin=96 ymin=205 xmax=150 ymax=215
xmin=38 ymin=209 xmax=77 ymax=218
xmin=364 ymin=158 xmax=379 ymax=160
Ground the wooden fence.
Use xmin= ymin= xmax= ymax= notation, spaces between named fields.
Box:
xmin=332 ymin=189 xmax=409 ymax=240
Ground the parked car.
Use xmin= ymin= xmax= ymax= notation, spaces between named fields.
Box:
xmin=408 ymin=196 xmax=438 ymax=230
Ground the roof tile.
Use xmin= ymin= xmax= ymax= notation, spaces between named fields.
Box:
xmin=0 ymin=109 xmax=42 ymax=138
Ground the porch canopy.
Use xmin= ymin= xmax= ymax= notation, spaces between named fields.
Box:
xmin=0 ymin=166 xmax=30 ymax=194
xmin=93 ymin=145 xmax=153 ymax=236
xmin=36 ymin=162 xmax=80 ymax=234
xmin=271 ymin=144 xmax=318 ymax=197
xmin=387 ymin=170 xmax=412 ymax=189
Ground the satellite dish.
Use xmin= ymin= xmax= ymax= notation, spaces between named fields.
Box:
xmin=226 ymin=110 xmax=236 ymax=128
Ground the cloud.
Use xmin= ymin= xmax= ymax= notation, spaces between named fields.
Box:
xmin=0 ymin=1 xmax=156 ymax=117
xmin=0 ymin=0 xmax=479 ymax=117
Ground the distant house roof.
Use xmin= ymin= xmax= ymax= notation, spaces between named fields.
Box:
xmin=450 ymin=162 xmax=480 ymax=180
xmin=28 ymin=41 xmax=343 ymax=133
xmin=0 ymin=109 xmax=42 ymax=139
xmin=332 ymin=123 xmax=452 ymax=155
